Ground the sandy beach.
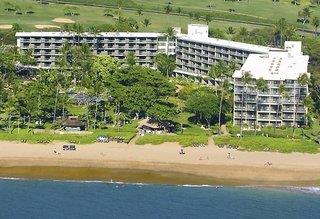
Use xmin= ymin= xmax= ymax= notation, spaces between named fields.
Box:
xmin=1 ymin=138 xmax=320 ymax=185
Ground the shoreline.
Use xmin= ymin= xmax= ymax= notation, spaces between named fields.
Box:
xmin=1 ymin=159 xmax=320 ymax=186
xmin=1 ymin=165 xmax=320 ymax=187
xmin=1 ymin=140 xmax=320 ymax=186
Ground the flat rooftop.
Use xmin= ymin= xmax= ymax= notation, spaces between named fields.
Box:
xmin=179 ymin=34 xmax=275 ymax=53
xmin=16 ymin=32 xmax=163 ymax=38
xmin=233 ymin=49 xmax=309 ymax=81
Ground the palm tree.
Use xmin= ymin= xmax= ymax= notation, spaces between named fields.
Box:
xmin=88 ymin=25 xmax=100 ymax=54
xmin=275 ymin=18 xmax=288 ymax=46
xmin=205 ymin=14 xmax=213 ymax=25
xmin=312 ymin=16 xmax=320 ymax=37
xmin=278 ymin=83 xmax=286 ymax=131
xmin=295 ymin=73 xmax=309 ymax=133
xmin=255 ymin=78 xmax=268 ymax=134
xmin=142 ymin=18 xmax=151 ymax=28
xmin=137 ymin=7 xmax=142 ymax=16
xmin=164 ymin=27 xmax=175 ymax=55
xmin=226 ymin=26 xmax=236 ymax=35
xmin=72 ymin=23 xmax=84 ymax=45
xmin=284 ymin=25 xmax=297 ymax=42
xmin=164 ymin=3 xmax=172 ymax=14
xmin=218 ymin=78 xmax=231 ymax=135
xmin=154 ymin=53 xmax=176 ymax=77
xmin=299 ymin=7 xmax=311 ymax=26
xmin=208 ymin=61 xmax=227 ymax=96
xmin=240 ymin=71 xmax=253 ymax=137
xmin=177 ymin=7 xmax=182 ymax=14
xmin=238 ymin=27 xmax=248 ymax=42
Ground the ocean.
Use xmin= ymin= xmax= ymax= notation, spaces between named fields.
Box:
xmin=0 ymin=178 xmax=319 ymax=219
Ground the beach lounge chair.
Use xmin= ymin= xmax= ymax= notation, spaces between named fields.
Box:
xmin=63 ymin=145 xmax=69 ymax=150
xmin=69 ymin=145 xmax=76 ymax=151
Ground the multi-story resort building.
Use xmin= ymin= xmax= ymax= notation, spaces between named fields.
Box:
xmin=15 ymin=25 xmax=310 ymax=128
xmin=16 ymin=32 xmax=176 ymax=68
xmin=174 ymin=24 xmax=272 ymax=78
xmin=233 ymin=41 xmax=309 ymax=128
xmin=16 ymin=24 xmax=273 ymax=71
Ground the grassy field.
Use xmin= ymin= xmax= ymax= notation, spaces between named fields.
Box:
xmin=0 ymin=121 xmax=138 ymax=144
xmin=135 ymin=112 xmax=213 ymax=147
xmin=135 ymin=0 xmax=317 ymax=23
xmin=135 ymin=125 xmax=210 ymax=147
xmin=214 ymin=135 xmax=320 ymax=153
xmin=0 ymin=0 xmax=304 ymax=33
xmin=48 ymin=0 xmax=320 ymax=29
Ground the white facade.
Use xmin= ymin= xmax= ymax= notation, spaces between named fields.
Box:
xmin=175 ymin=24 xmax=274 ymax=77
xmin=16 ymin=31 xmax=173 ymax=68
xmin=233 ymin=42 xmax=309 ymax=127
xmin=17 ymin=24 xmax=278 ymax=73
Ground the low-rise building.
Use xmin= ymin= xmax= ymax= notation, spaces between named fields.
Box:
xmin=233 ymin=41 xmax=309 ymax=128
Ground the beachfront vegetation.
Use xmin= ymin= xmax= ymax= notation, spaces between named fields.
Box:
xmin=214 ymin=135 xmax=320 ymax=153
xmin=0 ymin=39 xmax=231 ymax=146
xmin=0 ymin=122 xmax=138 ymax=144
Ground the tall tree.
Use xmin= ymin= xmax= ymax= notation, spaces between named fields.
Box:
xmin=208 ymin=61 xmax=229 ymax=95
xmin=226 ymin=26 xmax=236 ymax=35
xmin=164 ymin=3 xmax=172 ymax=14
xmin=87 ymin=25 xmax=100 ymax=54
xmin=154 ymin=53 xmax=176 ymax=77
xmin=298 ymin=7 xmax=311 ymax=25
xmin=238 ymin=27 xmax=249 ymax=42
xmin=125 ymin=51 xmax=136 ymax=66
xmin=312 ymin=16 xmax=320 ymax=37
xmin=240 ymin=71 xmax=253 ymax=137
xmin=186 ymin=88 xmax=220 ymax=128
xmin=295 ymin=73 xmax=309 ymax=132
xmin=142 ymin=18 xmax=151 ymax=28
xmin=72 ymin=23 xmax=84 ymax=45
xmin=164 ymin=26 xmax=175 ymax=55
xmin=274 ymin=18 xmax=288 ymax=46
xmin=147 ymin=101 xmax=177 ymax=128
xmin=205 ymin=14 xmax=213 ymax=25
xmin=255 ymin=78 xmax=268 ymax=134
xmin=278 ymin=83 xmax=287 ymax=131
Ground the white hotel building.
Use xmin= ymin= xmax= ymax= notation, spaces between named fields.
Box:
xmin=16 ymin=32 xmax=176 ymax=68
xmin=233 ymin=42 xmax=309 ymax=127
xmin=175 ymin=24 xmax=272 ymax=78
xmin=16 ymin=24 xmax=273 ymax=71
xmin=16 ymin=24 xmax=309 ymax=127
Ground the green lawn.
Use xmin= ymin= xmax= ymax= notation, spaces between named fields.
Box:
xmin=136 ymin=112 xmax=213 ymax=147
xmin=135 ymin=133 xmax=208 ymax=147
xmin=0 ymin=0 xmax=303 ymax=33
xmin=48 ymin=0 xmax=320 ymax=29
xmin=0 ymin=121 xmax=138 ymax=144
xmin=135 ymin=0 xmax=315 ymax=24
xmin=214 ymin=135 xmax=320 ymax=153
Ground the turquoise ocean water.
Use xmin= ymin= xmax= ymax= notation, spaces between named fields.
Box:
xmin=0 ymin=178 xmax=319 ymax=218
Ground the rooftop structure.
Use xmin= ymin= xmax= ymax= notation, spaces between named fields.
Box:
xmin=233 ymin=42 xmax=309 ymax=128
xmin=233 ymin=42 xmax=308 ymax=81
